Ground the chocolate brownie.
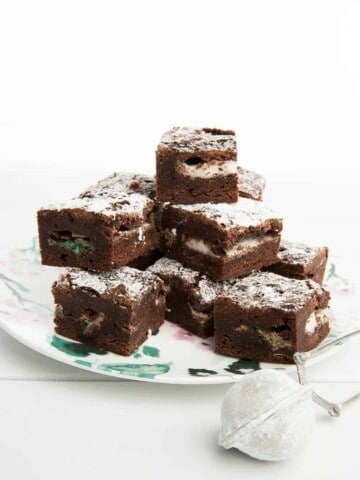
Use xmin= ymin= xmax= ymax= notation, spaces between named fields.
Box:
xmin=52 ymin=267 xmax=166 ymax=356
xmin=264 ymin=241 xmax=329 ymax=284
xmin=238 ymin=167 xmax=266 ymax=201
xmin=128 ymin=249 xmax=163 ymax=271
xmin=156 ymin=127 xmax=238 ymax=204
xmin=38 ymin=173 xmax=158 ymax=271
xmin=214 ymin=272 xmax=330 ymax=364
xmin=148 ymin=257 xmax=220 ymax=337
xmin=159 ymin=198 xmax=282 ymax=281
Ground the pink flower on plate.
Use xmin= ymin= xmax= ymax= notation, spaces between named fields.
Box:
xmin=198 ymin=337 xmax=214 ymax=351
xmin=172 ymin=325 xmax=214 ymax=351
xmin=29 ymin=270 xmax=41 ymax=276
xmin=3 ymin=304 xmax=51 ymax=325
xmin=4 ymin=298 xmax=18 ymax=309
xmin=173 ymin=327 xmax=194 ymax=342
xmin=8 ymin=267 xmax=22 ymax=276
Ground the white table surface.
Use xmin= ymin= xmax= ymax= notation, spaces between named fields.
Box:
xmin=0 ymin=171 xmax=359 ymax=479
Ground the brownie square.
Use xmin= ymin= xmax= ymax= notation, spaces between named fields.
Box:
xmin=238 ymin=167 xmax=266 ymax=201
xmin=159 ymin=198 xmax=282 ymax=281
xmin=128 ymin=249 xmax=163 ymax=271
xmin=52 ymin=267 xmax=166 ymax=356
xmin=38 ymin=173 xmax=158 ymax=271
xmin=264 ymin=241 xmax=329 ymax=284
xmin=156 ymin=127 xmax=238 ymax=204
xmin=214 ymin=272 xmax=330 ymax=364
xmin=148 ymin=257 xmax=220 ymax=338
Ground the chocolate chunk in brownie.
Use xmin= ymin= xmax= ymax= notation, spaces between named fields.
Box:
xmin=214 ymin=271 xmax=330 ymax=364
xmin=159 ymin=198 xmax=282 ymax=281
xmin=238 ymin=167 xmax=266 ymax=201
xmin=156 ymin=127 xmax=238 ymax=204
xmin=38 ymin=173 xmax=158 ymax=271
xmin=264 ymin=241 xmax=329 ymax=284
xmin=52 ymin=266 xmax=166 ymax=356
xmin=148 ymin=257 xmax=221 ymax=338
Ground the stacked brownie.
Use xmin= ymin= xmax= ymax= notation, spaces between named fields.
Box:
xmin=53 ymin=268 xmax=165 ymax=356
xmin=149 ymin=257 xmax=221 ymax=338
xmin=38 ymin=126 xmax=330 ymax=363
xmin=38 ymin=173 xmax=158 ymax=271
xmin=39 ymin=173 xmax=166 ymax=355
xmin=214 ymin=272 xmax=330 ymax=363
xmin=156 ymin=127 xmax=238 ymax=204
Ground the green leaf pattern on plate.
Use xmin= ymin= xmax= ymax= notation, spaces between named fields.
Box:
xmin=142 ymin=345 xmax=160 ymax=358
xmin=224 ymin=359 xmax=260 ymax=375
xmin=75 ymin=359 xmax=92 ymax=368
xmin=51 ymin=335 xmax=107 ymax=357
xmin=188 ymin=368 xmax=218 ymax=377
xmin=98 ymin=363 xmax=171 ymax=379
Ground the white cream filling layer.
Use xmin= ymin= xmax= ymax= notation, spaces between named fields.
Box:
xmin=190 ymin=306 xmax=210 ymax=322
xmin=186 ymin=238 xmax=216 ymax=256
xmin=305 ymin=308 xmax=330 ymax=335
xmin=225 ymin=234 xmax=275 ymax=257
xmin=185 ymin=233 xmax=276 ymax=258
xmin=116 ymin=224 xmax=151 ymax=242
xmin=179 ymin=160 xmax=237 ymax=179
xmin=138 ymin=226 xmax=145 ymax=241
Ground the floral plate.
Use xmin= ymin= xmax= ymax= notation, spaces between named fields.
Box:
xmin=0 ymin=240 xmax=359 ymax=384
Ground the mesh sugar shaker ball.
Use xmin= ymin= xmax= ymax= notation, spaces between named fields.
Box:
xmin=218 ymin=331 xmax=360 ymax=461
xmin=218 ymin=370 xmax=315 ymax=461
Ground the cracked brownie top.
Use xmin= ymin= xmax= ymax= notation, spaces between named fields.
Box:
xmin=221 ymin=271 xmax=329 ymax=312
xmin=56 ymin=266 xmax=161 ymax=300
xmin=158 ymin=127 xmax=236 ymax=153
xmin=40 ymin=173 xmax=155 ymax=219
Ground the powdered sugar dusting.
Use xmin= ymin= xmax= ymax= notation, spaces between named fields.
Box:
xmin=80 ymin=172 xmax=154 ymax=199
xmin=148 ymin=257 xmax=220 ymax=306
xmin=278 ymin=241 xmax=327 ymax=266
xmin=238 ymin=167 xmax=266 ymax=201
xmin=197 ymin=277 xmax=220 ymax=304
xmin=149 ymin=257 xmax=199 ymax=284
xmin=158 ymin=127 xmax=236 ymax=153
xmin=58 ymin=266 xmax=159 ymax=299
xmin=41 ymin=172 xmax=154 ymax=218
xmin=223 ymin=271 xmax=327 ymax=311
xmin=172 ymin=197 xmax=281 ymax=231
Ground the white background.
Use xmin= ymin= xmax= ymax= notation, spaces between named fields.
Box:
xmin=0 ymin=0 xmax=360 ymax=183
xmin=0 ymin=2 xmax=360 ymax=479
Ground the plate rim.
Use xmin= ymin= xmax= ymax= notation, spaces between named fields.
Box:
xmin=0 ymin=315 xmax=349 ymax=385
xmin=0 ymin=243 xmax=356 ymax=385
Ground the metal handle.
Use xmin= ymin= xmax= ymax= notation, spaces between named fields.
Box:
xmin=293 ymin=329 xmax=360 ymax=416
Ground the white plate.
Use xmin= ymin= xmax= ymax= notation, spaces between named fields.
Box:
xmin=0 ymin=240 xmax=358 ymax=384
